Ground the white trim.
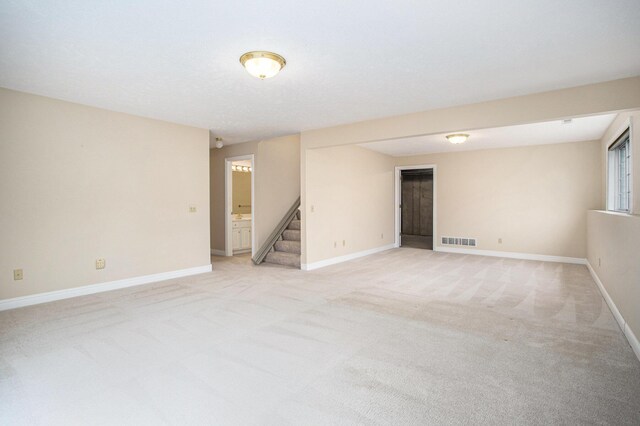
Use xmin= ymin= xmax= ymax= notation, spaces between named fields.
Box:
xmin=225 ymin=154 xmax=255 ymax=257
xmin=586 ymin=262 xmax=625 ymax=328
xmin=434 ymin=246 xmax=586 ymax=264
xmin=586 ymin=261 xmax=640 ymax=362
xmin=232 ymin=248 xmax=251 ymax=254
xmin=301 ymin=243 xmax=396 ymax=271
xmin=394 ymin=164 xmax=437 ymax=248
xmin=210 ymin=249 xmax=226 ymax=256
xmin=0 ymin=264 xmax=213 ymax=312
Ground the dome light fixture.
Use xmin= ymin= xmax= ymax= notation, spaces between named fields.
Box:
xmin=215 ymin=137 xmax=224 ymax=149
xmin=240 ymin=51 xmax=286 ymax=79
xmin=446 ymin=133 xmax=469 ymax=144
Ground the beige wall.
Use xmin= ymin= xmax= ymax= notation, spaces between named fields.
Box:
xmin=232 ymin=171 xmax=252 ymax=214
xmin=587 ymin=110 xmax=640 ymax=348
xmin=304 ymin=144 xmax=395 ymax=265
xmin=0 ymin=88 xmax=210 ymax=300
xmin=300 ymin=76 xmax=640 ymax=264
xmin=587 ymin=211 xmax=640 ymax=342
xmin=210 ymin=134 xmax=300 ymax=253
xmin=396 ymin=141 xmax=602 ymax=258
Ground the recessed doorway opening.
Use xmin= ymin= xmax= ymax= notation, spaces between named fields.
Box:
xmin=395 ymin=165 xmax=436 ymax=250
xmin=225 ymin=155 xmax=255 ymax=257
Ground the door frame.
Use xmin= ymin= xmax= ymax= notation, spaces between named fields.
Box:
xmin=394 ymin=164 xmax=437 ymax=248
xmin=225 ymin=154 xmax=255 ymax=257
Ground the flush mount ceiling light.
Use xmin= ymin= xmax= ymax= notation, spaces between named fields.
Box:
xmin=239 ymin=51 xmax=286 ymax=79
xmin=446 ymin=133 xmax=469 ymax=144
xmin=215 ymin=137 xmax=224 ymax=149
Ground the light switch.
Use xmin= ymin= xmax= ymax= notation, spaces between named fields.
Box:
xmin=13 ymin=269 xmax=23 ymax=280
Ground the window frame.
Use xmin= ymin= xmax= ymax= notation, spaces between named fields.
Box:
xmin=606 ymin=123 xmax=633 ymax=214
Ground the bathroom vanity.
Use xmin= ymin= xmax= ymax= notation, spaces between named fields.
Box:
xmin=232 ymin=215 xmax=252 ymax=253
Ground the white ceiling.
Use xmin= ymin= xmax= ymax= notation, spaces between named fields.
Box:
xmin=1 ymin=1 xmax=639 ymax=147
xmin=359 ymin=113 xmax=617 ymax=156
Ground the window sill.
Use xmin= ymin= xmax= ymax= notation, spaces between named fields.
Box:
xmin=591 ymin=210 xmax=639 ymax=218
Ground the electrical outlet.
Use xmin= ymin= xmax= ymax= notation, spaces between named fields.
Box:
xmin=598 ymin=258 xmax=601 ymax=267
xmin=381 ymin=233 xmax=384 ymax=239
xmin=498 ymin=238 xmax=502 ymax=244
xmin=342 ymin=240 xmax=346 ymax=247
xmin=13 ymin=269 xmax=23 ymax=280
xmin=96 ymin=258 xmax=106 ymax=270
xmin=310 ymin=205 xmax=315 ymax=213
xmin=189 ymin=205 xmax=197 ymax=213
xmin=334 ymin=241 xmax=337 ymax=248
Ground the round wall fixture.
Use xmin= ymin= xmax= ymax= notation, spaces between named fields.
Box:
xmin=240 ymin=51 xmax=286 ymax=79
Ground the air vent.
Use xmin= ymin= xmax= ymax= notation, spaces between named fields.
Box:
xmin=441 ymin=236 xmax=477 ymax=247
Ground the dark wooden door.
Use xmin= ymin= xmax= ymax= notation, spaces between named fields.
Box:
xmin=401 ymin=173 xmax=433 ymax=236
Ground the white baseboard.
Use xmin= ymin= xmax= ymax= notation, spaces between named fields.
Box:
xmin=434 ymin=246 xmax=587 ymax=265
xmin=210 ymin=249 xmax=227 ymax=256
xmin=586 ymin=261 xmax=640 ymax=362
xmin=586 ymin=262 xmax=625 ymax=330
xmin=302 ymin=243 xmax=396 ymax=271
xmin=0 ymin=264 xmax=213 ymax=312
xmin=626 ymin=323 xmax=640 ymax=363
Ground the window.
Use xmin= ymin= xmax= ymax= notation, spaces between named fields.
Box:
xmin=607 ymin=128 xmax=631 ymax=212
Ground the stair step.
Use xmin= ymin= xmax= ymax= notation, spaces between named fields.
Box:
xmin=275 ymin=240 xmax=301 ymax=254
xmin=264 ymin=251 xmax=300 ymax=268
xmin=288 ymin=220 xmax=301 ymax=230
xmin=282 ymin=229 xmax=300 ymax=241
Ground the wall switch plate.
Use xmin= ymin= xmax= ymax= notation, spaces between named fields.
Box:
xmin=96 ymin=258 xmax=106 ymax=270
xmin=189 ymin=205 xmax=197 ymax=213
xmin=13 ymin=269 xmax=23 ymax=280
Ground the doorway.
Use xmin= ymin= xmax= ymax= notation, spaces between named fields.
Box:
xmin=395 ymin=165 xmax=436 ymax=250
xmin=225 ymin=155 xmax=255 ymax=257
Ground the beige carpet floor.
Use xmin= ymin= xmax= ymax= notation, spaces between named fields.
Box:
xmin=1 ymin=248 xmax=639 ymax=425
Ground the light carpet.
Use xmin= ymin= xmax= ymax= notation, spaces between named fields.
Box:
xmin=1 ymin=248 xmax=639 ymax=425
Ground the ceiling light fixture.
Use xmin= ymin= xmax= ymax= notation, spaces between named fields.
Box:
xmin=215 ymin=137 xmax=224 ymax=149
xmin=240 ymin=51 xmax=286 ymax=79
xmin=232 ymin=165 xmax=252 ymax=173
xmin=446 ymin=133 xmax=469 ymax=144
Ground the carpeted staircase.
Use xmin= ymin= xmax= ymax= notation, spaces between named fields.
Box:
xmin=264 ymin=211 xmax=301 ymax=268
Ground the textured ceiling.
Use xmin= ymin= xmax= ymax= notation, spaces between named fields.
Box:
xmin=1 ymin=1 xmax=639 ymax=147
xmin=359 ymin=113 xmax=617 ymax=156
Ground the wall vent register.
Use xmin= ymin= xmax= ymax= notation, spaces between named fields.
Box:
xmin=441 ymin=237 xmax=477 ymax=247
